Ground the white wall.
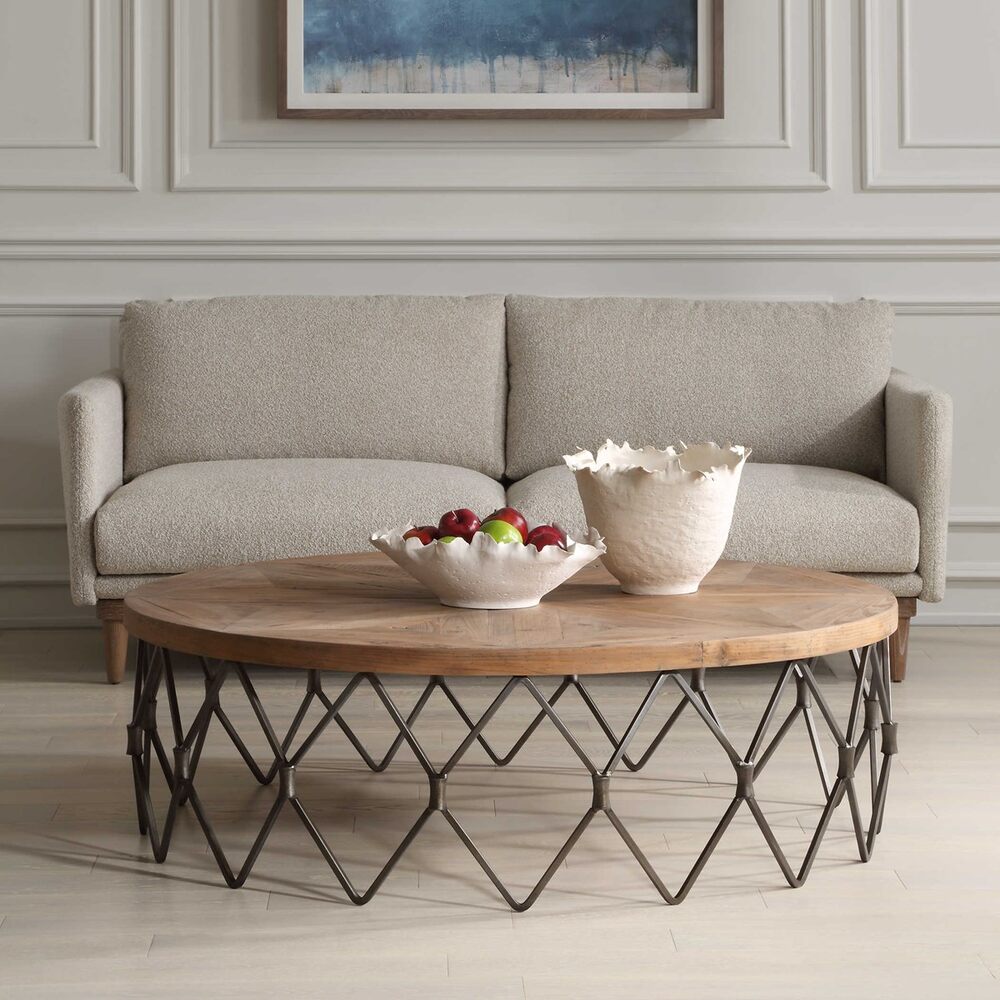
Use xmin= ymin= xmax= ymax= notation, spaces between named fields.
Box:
xmin=1 ymin=0 xmax=998 ymax=626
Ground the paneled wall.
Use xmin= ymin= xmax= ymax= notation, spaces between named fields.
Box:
xmin=1 ymin=0 xmax=998 ymax=626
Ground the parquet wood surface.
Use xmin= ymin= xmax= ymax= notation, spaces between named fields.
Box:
xmin=124 ymin=557 xmax=898 ymax=675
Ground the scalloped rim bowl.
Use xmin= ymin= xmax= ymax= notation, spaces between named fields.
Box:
xmin=369 ymin=526 xmax=607 ymax=610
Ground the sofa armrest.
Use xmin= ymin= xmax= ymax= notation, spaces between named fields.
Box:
xmin=885 ymin=368 xmax=953 ymax=602
xmin=58 ymin=371 xmax=124 ymax=605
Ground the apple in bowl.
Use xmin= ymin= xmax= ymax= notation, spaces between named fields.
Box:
xmin=526 ymin=524 xmax=566 ymax=551
xmin=403 ymin=525 xmax=438 ymax=545
xmin=479 ymin=520 xmax=524 ymax=545
xmin=482 ymin=506 xmax=529 ymax=544
xmin=438 ymin=508 xmax=480 ymax=542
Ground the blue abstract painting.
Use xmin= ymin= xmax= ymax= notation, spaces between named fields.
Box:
xmin=302 ymin=0 xmax=699 ymax=95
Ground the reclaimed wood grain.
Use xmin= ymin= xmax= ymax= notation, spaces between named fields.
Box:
xmin=123 ymin=556 xmax=898 ymax=676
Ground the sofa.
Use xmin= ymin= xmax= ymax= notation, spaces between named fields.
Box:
xmin=58 ymin=295 xmax=953 ymax=684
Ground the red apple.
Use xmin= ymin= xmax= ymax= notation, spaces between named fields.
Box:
xmin=483 ymin=506 xmax=529 ymax=543
xmin=403 ymin=525 xmax=438 ymax=545
xmin=526 ymin=524 xmax=566 ymax=551
xmin=437 ymin=508 xmax=480 ymax=542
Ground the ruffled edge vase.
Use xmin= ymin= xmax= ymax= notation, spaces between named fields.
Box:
xmin=564 ymin=440 xmax=750 ymax=596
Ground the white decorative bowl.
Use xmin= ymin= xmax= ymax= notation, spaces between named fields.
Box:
xmin=564 ymin=440 xmax=750 ymax=596
xmin=369 ymin=527 xmax=606 ymax=610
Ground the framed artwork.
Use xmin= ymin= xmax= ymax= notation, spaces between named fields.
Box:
xmin=279 ymin=0 xmax=723 ymax=120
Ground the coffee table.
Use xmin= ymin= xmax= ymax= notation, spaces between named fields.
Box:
xmin=124 ymin=555 xmax=899 ymax=910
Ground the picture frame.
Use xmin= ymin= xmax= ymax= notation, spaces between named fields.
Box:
xmin=278 ymin=0 xmax=724 ymax=120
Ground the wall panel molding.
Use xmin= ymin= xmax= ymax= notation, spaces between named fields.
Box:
xmin=0 ymin=614 xmax=95 ymax=630
xmin=917 ymin=612 xmax=1000 ymax=626
xmin=0 ymin=0 xmax=99 ymax=151
xmin=894 ymin=302 xmax=1000 ymax=317
xmin=171 ymin=0 xmax=830 ymax=191
xmin=6 ymin=236 xmax=1000 ymax=262
xmin=0 ymin=303 xmax=124 ymax=318
xmin=0 ymin=0 xmax=138 ymax=190
xmin=863 ymin=0 xmax=1000 ymax=190
xmin=0 ymin=510 xmax=67 ymax=528
xmin=946 ymin=563 xmax=1000 ymax=583
xmin=0 ymin=571 xmax=71 ymax=587
xmin=949 ymin=507 xmax=1000 ymax=528
xmin=118 ymin=0 xmax=139 ymax=189
xmin=4 ymin=298 xmax=1000 ymax=323
xmin=898 ymin=0 xmax=1000 ymax=151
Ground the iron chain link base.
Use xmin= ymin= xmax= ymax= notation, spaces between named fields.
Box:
xmin=127 ymin=641 xmax=896 ymax=910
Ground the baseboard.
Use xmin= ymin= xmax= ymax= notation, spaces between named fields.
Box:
xmin=946 ymin=563 xmax=1000 ymax=583
xmin=0 ymin=617 xmax=99 ymax=629
xmin=913 ymin=612 xmax=1000 ymax=626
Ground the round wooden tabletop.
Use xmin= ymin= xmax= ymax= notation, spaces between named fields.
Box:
xmin=123 ymin=554 xmax=898 ymax=676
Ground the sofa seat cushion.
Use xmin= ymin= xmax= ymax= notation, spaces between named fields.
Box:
xmin=506 ymin=463 xmax=919 ymax=574
xmin=95 ymin=458 xmax=506 ymax=575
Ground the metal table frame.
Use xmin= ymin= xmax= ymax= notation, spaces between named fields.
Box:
xmin=127 ymin=640 xmax=896 ymax=910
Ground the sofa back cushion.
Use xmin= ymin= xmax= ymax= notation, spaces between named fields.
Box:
xmin=505 ymin=297 xmax=893 ymax=481
xmin=121 ymin=295 xmax=507 ymax=479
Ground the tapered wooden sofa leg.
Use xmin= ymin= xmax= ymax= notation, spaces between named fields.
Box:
xmin=889 ymin=597 xmax=916 ymax=683
xmin=97 ymin=600 xmax=128 ymax=684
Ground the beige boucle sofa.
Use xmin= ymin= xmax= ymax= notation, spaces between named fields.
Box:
xmin=59 ymin=295 xmax=952 ymax=683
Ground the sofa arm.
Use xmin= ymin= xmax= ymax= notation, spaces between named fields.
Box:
xmin=885 ymin=368 xmax=953 ymax=602
xmin=58 ymin=371 xmax=124 ymax=605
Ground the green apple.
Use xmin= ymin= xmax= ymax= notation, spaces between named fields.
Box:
xmin=479 ymin=520 xmax=524 ymax=545
xmin=438 ymin=535 xmax=461 ymax=543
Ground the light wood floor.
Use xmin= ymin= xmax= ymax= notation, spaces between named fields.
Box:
xmin=1 ymin=627 xmax=998 ymax=999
